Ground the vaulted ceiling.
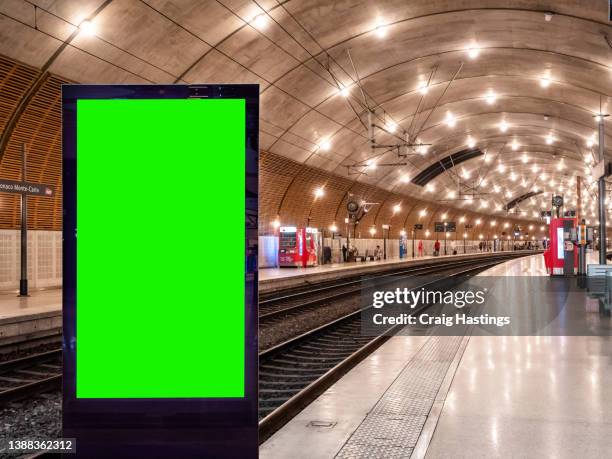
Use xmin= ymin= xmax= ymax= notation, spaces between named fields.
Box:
xmin=0 ymin=0 xmax=610 ymax=229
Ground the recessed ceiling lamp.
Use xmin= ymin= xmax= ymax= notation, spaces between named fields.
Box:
xmin=462 ymin=168 xmax=471 ymax=179
xmin=339 ymin=85 xmax=350 ymax=97
xmin=540 ymin=76 xmax=551 ymax=88
xmin=511 ymin=139 xmax=519 ymax=151
xmin=418 ymin=80 xmax=429 ymax=95
xmin=532 ymin=164 xmax=539 ymax=173
xmin=445 ymin=112 xmax=456 ymax=127
xmin=386 ymin=121 xmax=397 ymax=133
xmin=79 ymin=20 xmax=96 ymax=36
xmin=493 ymin=184 xmax=500 ymax=193
xmin=467 ymin=135 xmax=476 ymax=148
xmin=522 ymin=153 xmax=529 ymax=163
xmin=586 ymin=134 xmax=596 ymax=147
xmin=425 ymin=183 xmax=435 ymax=192
xmin=401 ymin=174 xmax=410 ymax=183
xmin=498 ymin=163 xmax=506 ymax=173
xmin=420 ymin=209 xmax=427 ymax=217
xmin=509 ymin=172 xmax=517 ymax=181
xmin=544 ymin=12 xmax=553 ymax=22
xmin=375 ymin=19 xmax=388 ymax=38
xmin=447 ymin=190 xmax=456 ymax=199
xmin=545 ymin=133 xmax=555 ymax=144
xmin=499 ymin=120 xmax=509 ymax=132
xmin=485 ymin=89 xmax=497 ymax=105
xmin=319 ymin=139 xmax=331 ymax=151
xmin=393 ymin=204 xmax=401 ymax=213
xmin=367 ymin=158 xmax=377 ymax=170
xmin=481 ymin=178 xmax=488 ymax=186
xmin=466 ymin=45 xmax=480 ymax=59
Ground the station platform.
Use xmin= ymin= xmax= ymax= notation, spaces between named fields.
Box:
xmin=260 ymin=250 xmax=538 ymax=294
xmin=259 ymin=254 xmax=612 ymax=458
xmin=0 ymin=289 xmax=62 ymax=350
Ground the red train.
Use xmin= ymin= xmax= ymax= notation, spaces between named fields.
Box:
xmin=278 ymin=227 xmax=319 ymax=267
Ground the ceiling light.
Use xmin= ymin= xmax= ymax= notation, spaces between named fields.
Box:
xmin=425 ymin=183 xmax=435 ymax=192
xmin=441 ymin=212 xmax=448 ymax=220
xmin=511 ymin=140 xmax=519 ymax=151
xmin=522 ymin=153 xmax=529 ymax=163
xmin=544 ymin=12 xmax=553 ymax=22
xmin=459 ymin=216 xmax=466 ymax=223
xmin=493 ymin=184 xmax=500 ymax=193
xmin=485 ymin=89 xmax=497 ymax=105
xmin=505 ymin=190 xmax=512 ymax=198
xmin=314 ymin=187 xmax=324 ymax=198
xmin=595 ymin=114 xmax=603 ymax=122
xmin=499 ymin=121 xmax=508 ymax=132
xmin=467 ymin=136 xmax=476 ymax=148
xmin=521 ymin=179 xmax=527 ymax=187
xmin=319 ymin=139 xmax=331 ymax=151
xmin=79 ymin=20 xmax=96 ymax=36
xmin=510 ymin=172 xmax=517 ymax=181
xmin=393 ymin=204 xmax=401 ymax=213
xmin=475 ymin=218 xmax=482 ymax=225
xmin=448 ymin=190 xmax=456 ymax=199
xmin=491 ymin=221 xmax=497 ymax=226
xmin=481 ymin=178 xmax=488 ymax=186
xmin=387 ymin=121 xmax=397 ymax=133
xmin=367 ymin=159 xmax=377 ymax=170
xmin=445 ymin=112 xmax=456 ymax=127
xmin=556 ymin=161 xmax=564 ymax=171
xmin=545 ymin=133 xmax=555 ymax=144
xmin=532 ymin=164 xmax=539 ymax=173
xmin=401 ymin=174 xmax=410 ymax=183
xmin=484 ymin=154 xmax=491 ymax=163
xmin=375 ymin=20 xmax=388 ymax=38
xmin=467 ymin=45 xmax=480 ymax=59
xmin=420 ymin=209 xmax=427 ymax=217
xmin=370 ymin=227 xmax=376 ymax=235
xmin=498 ymin=163 xmax=506 ymax=173
xmin=540 ymin=77 xmax=551 ymax=88
xmin=504 ymin=222 xmax=509 ymax=228
xmin=418 ymin=80 xmax=429 ymax=95
xmin=330 ymin=224 xmax=338 ymax=232
xmin=339 ymin=85 xmax=350 ymax=97
xmin=462 ymin=168 xmax=471 ymax=179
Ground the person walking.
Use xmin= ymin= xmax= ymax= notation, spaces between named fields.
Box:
xmin=434 ymin=239 xmax=441 ymax=256
xmin=417 ymin=239 xmax=424 ymax=257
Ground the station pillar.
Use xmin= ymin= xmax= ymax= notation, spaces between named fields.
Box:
xmin=598 ymin=117 xmax=607 ymax=264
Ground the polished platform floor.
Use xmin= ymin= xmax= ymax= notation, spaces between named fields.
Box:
xmin=0 ymin=288 xmax=61 ymax=322
xmin=260 ymin=254 xmax=612 ymax=458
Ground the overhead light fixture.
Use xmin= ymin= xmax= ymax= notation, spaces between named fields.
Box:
xmin=319 ymin=139 xmax=331 ymax=151
xmin=393 ymin=204 xmax=401 ymax=213
xmin=499 ymin=121 xmax=508 ymax=132
xmin=387 ymin=121 xmax=397 ymax=133
xmin=532 ymin=164 xmax=539 ymax=173
xmin=485 ymin=89 xmax=497 ymax=105
xmin=401 ymin=174 xmax=410 ymax=183
xmin=420 ymin=209 xmax=427 ymax=217
xmin=314 ymin=187 xmax=324 ymax=198
xmin=466 ymin=45 xmax=480 ymax=59
xmin=511 ymin=139 xmax=519 ymax=151
xmin=493 ymin=184 xmax=500 ymax=193
xmin=467 ymin=135 xmax=476 ymax=148
xmin=339 ymin=85 xmax=350 ymax=97
xmin=481 ymin=178 xmax=488 ymax=186
xmin=459 ymin=216 xmax=466 ymax=223
xmin=484 ymin=154 xmax=491 ymax=163
xmin=447 ymin=190 xmax=456 ymax=199
xmin=441 ymin=212 xmax=448 ymax=220
xmin=418 ymin=80 xmax=429 ymax=95
xmin=330 ymin=224 xmax=338 ymax=232
xmin=498 ymin=163 xmax=506 ymax=173
xmin=425 ymin=183 xmax=435 ymax=192
xmin=545 ymin=133 xmax=555 ymax=144
xmin=445 ymin=112 xmax=456 ymax=127
xmin=79 ymin=19 xmax=96 ymax=36
xmin=367 ymin=158 xmax=377 ymax=170
xmin=462 ymin=168 xmax=470 ymax=179
xmin=540 ymin=76 xmax=551 ymax=88
xmin=522 ymin=153 xmax=529 ymax=163
xmin=544 ymin=12 xmax=553 ymax=22
xmin=374 ymin=19 xmax=388 ymax=38
xmin=509 ymin=172 xmax=517 ymax=181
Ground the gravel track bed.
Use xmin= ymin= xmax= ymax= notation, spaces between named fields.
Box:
xmin=0 ymin=392 xmax=61 ymax=459
xmin=259 ymin=296 xmax=360 ymax=351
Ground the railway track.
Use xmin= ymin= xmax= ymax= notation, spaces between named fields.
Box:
xmin=258 ymin=254 xmax=527 ymax=442
xmin=0 ymin=349 xmax=62 ymax=406
xmin=259 ymin=252 xmax=529 ymax=325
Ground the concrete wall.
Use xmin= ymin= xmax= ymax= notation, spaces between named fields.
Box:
xmin=0 ymin=230 xmax=62 ymax=291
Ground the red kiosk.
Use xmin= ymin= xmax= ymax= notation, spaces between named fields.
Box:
xmin=544 ymin=217 xmax=578 ymax=275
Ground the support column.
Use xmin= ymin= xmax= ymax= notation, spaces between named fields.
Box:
xmin=598 ymin=117 xmax=607 ymax=264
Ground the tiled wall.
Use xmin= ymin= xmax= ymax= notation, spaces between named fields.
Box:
xmin=0 ymin=230 xmax=61 ymax=290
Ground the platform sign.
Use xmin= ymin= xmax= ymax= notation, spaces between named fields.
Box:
xmin=62 ymin=85 xmax=258 ymax=457
xmin=446 ymin=222 xmax=456 ymax=232
xmin=434 ymin=222 xmax=445 ymax=232
xmin=0 ymin=179 xmax=55 ymax=196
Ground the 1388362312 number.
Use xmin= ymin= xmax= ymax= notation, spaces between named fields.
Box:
xmin=3 ymin=438 xmax=76 ymax=453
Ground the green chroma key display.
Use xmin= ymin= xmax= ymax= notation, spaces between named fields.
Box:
xmin=76 ymin=99 xmax=245 ymax=398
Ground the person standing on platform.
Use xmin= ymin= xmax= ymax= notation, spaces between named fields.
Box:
xmin=451 ymin=241 xmax=457 ymax=255
xmin=434 ymin=240 xmax=440 ymax=256
xmin=417 ymin=239 xmax=424 ymax=257
xmin=374 ymin=245 xmax=382 ymax=260
xmin=342 ymin=244 xmax=347 ymax=262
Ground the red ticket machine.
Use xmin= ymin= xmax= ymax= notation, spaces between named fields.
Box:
xmin=278 ymin=227 xmax=319 ymax=267
xmin=546 ymin=217 xmax=577 ymax=275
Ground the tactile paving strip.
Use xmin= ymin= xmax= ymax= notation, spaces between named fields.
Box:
xmin=335 ymin=334 xmax=465 ymax=459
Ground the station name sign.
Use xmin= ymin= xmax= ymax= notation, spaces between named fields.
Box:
xmin=0 ymin=179 xmax=55 ymax=196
